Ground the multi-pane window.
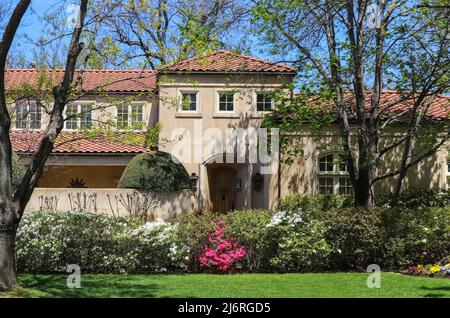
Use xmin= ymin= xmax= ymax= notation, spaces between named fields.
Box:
xmin=181 ymin=93 xmax=197 ymax=111
xmin=116 ymin=104 xmax=143 ymax=129
xmin=15 ymin=101 xmax=41 ymax=129
xmin=256 ymin=93 xmax=272 ymax=111
xmin=318 ymin=153 xmax=352 ymax=195
xmin=219 ymin=92 xmax=234 ymax=112
xmin=65 ymin=104 xmax=93 ymax=130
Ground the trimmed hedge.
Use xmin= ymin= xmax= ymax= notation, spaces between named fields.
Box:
xmin=118 ymin=151 xmax=191 ymax=191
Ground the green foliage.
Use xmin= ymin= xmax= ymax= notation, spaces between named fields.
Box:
xmin=16 ymin=211 xmax=189 ymax=274
xmin=224 ymin=210 xmax=274 ymax=271
xmin=377 ymin=188 xmax=450 ymax=209
xmin=118 ymin=151 xmax=191 ymax=191
xmin=323 ymin=208 xmax=385 ymax=270
xmin=279 ymin=194 xmax=352 ymax=214
xmin=266 ymin=209 xmax=331 ymax=272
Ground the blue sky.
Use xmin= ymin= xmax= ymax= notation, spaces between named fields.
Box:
xmin=10 ymin=0 xmax=284 ymax=69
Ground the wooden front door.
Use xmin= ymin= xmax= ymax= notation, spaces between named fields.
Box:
xmin=209 ymin=166 xmax=237 ymax=213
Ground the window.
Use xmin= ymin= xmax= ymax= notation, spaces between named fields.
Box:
xmin=180 ymin=92 xmax=197 ymax=111
xmin=219 ymin=92 xmax=234 ymax=112
xmin=447 ymin=158 xmax=450 ymax=188
xmin=317 ymin=153 xmax=352 ymax=195
xmin=15 ymin=101 xmax=41 ymax=129
xmin=256 ymin=93 xmax=272 ymax=112
xmin=116 ymin=104 xmax=143 ymax=129
xmin=65 ymin=103 xmax=93 ymax=130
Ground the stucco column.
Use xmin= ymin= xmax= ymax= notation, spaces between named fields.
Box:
xmin=246 ymin=163 xmax=253 ymax=209
xmin=199 ymin=163 xmax=207 ymax=212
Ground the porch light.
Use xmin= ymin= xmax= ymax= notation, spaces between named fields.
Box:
xmin=190 ymin=172 xmax=199 ymax=192
xmin=252 ymin=173 xmax=264 ymax=192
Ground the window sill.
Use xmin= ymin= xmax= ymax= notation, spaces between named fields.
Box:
xmin=175 ymin=112 xmax=203 ymax=118
xmin=212 ymin=113 xmax=241 ymax=119
xmin=250 ymin=112 xmax=270 ymax=119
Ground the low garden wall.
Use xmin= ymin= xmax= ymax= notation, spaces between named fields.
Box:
xmin=25 ymin=188 xmax=195 ymax=220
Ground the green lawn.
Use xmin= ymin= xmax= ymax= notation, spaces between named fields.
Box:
xmin=1 ymin=272 xmax=450 ymax=298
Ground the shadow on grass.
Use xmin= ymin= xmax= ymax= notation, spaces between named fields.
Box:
xmin=420 ymin=285 xmax=450 ymax=298
xmin=19 ymin=275 xmax=160 ymax=298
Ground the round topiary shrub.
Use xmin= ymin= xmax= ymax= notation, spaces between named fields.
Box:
xmin=118 ymin=151 xmax=191 ymax=191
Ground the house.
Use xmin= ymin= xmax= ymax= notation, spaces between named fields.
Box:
xmin=6 ymin=51 xmax=450 ymax=215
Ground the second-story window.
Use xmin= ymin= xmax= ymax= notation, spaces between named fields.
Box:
xmin=15 ymin=101 xmax=41 ymax=129
xmin=219 ymin=92 xmax=234 ymax=112
xmin=116 ymin=104 xmax=143 ymax=129
xmin=180 ymin=92 xmax=197 ymax=111
xmin=256 ymin=93 xmax=273 ymax=112
xmin=65 ymin=103 xmax=93 ymax=130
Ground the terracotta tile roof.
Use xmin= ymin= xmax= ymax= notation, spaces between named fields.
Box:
xmin=5 ymin=69 xmax=157 ymax=92
xmin=296 ymin=91 xmax=450 ymax=120
xmin=10 ymin=130 xmax=149 ymax=154
xmin=161 ymin=50 xmax=297 ymax=73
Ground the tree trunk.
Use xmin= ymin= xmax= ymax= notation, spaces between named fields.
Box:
xmin=0 ymin=223 xmax=18 ymax=291
xmin=354 ymin=166 xmax=374 ymax=208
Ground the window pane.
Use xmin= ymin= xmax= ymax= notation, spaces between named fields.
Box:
xmin=15 ymin=102 xmax=28 ymax=129
xmin=65 ymin=104 xmax=78 ymax=130
xmin=219 ymin=93 xmax=234 ymax=111
xmin=338 ymin=155 xmax=347 ymax=172
xmin=117 ymin=105 xmax=128 ymax=128
xmin=319 ymin=154 xmax=334 ymax=172
xmin=80 ymin=105 xmax=92 ymax=130
xmin=338 ymin=177 xmax=353 ymax=195
xmin=256 ymin=93 xmax=272 ymax=111
xmin=181 ymin=93 xmax=197 ymax=111
xmin=131 ymin=105 xmax=143 ymax=127
xmin=29 ymin=103 xmax=41 ymax=129
xmin=318 ymin=177 xmax=334 ymax=195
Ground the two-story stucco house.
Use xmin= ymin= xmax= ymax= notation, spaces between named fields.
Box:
xmin=7 ymin=50 xmax=450 ymax=214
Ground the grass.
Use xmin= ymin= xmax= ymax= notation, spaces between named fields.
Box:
xmin=1 ymin=272 xmax=450 ymax=298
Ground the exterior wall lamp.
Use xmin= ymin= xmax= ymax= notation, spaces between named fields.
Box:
xmin=252 ymin=173 xmax=264 ymax=192
xmin=190 ymin=172 xmax=199 ymax=193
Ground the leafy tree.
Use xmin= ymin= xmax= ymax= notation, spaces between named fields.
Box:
xmin=255 ymin=0 xmax=450 ymax=207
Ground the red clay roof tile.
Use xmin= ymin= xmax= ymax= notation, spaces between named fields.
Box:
xmin=10 ymin=130 xmax=149 ymax=154
xmin=161 ymin=50 xmax=297 ymax=73
xmin=5 ymin=69 xmax=157 ymax=92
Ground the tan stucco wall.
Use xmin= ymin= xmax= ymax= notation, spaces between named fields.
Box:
xmin=26 ymin=188 xmax=195 ymax=220
xmin=38 ymin=165 xmax=126 ymax=188
xmin=158 ymin=73 xmax=294 ymax=211
xmin=278 ymin=127 xmax=448 ymax=199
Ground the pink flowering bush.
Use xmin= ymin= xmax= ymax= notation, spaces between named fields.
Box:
xmin=198 ymin=222 xmax=246 ymax=273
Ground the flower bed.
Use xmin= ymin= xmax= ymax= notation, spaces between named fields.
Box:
xmin=400 ymin=263 xmax=450 ymax=279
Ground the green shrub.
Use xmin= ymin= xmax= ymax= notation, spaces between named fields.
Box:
xmin=16 ymin=211 xmax=188 ymax=274
xmin=224 ymin=210 xmax=274 ymax=271
xmin=381 ymin=207 xmax=450 ymax=267
xmin=377 ymin=188 xmax=450 ymax=208
xmin=174 ymin=212 xmax=222 ymax=271
xmin=266 ymin=209 xmax=331 ymax=272
xmin=323 ymin=207 xmax=385 ymax=270
xmin=118 ymin=151 xmax=191 ymax=191
xmin=279 ymin=194 xmax=352 ymax=215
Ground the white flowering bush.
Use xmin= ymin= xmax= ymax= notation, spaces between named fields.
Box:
xmin=16 ymin=211 xmax=188 ymax=274
xmin=130 ymin=220 xmax=189 ymax=272
xmin=266 ymin=209 xmax=331 ymax=272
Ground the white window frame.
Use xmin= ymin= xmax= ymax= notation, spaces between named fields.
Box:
xmin=446 ymin=158 xmax=450 ymax=189
xmin=64 ymin=101 xmax=95 ymax=131
xmin=179 ymin=91 xmax=199 ymax=112
xmin=255 ymin=91 xmax=274 ymax=113
xmin=115 ymin=102 xmax=145 ymax=130
xmin=217 ymin=90 xmax=235 ymax=113
xmin=14 ymin=101 xmax=42 ymax=130
xmin=317 ymin=153 xmax=353 ymax=195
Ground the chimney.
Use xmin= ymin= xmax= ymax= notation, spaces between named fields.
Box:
xmin=30 ymin=61 xmax=36 ymax=69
